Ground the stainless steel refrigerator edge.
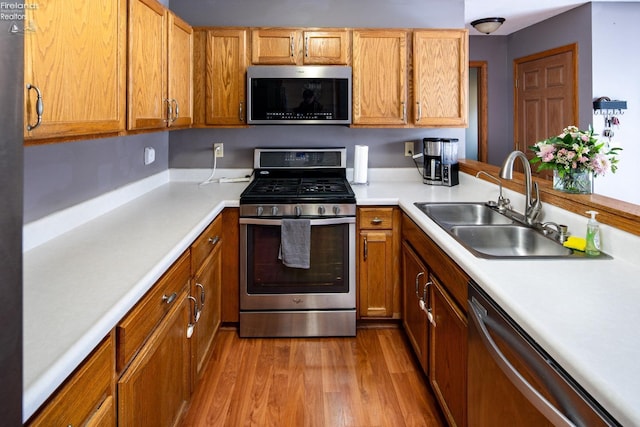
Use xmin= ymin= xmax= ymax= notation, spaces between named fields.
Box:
xmin=0 ymin=15 xmax=24 ymax=427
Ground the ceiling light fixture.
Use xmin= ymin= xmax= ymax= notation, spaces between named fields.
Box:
xmin=471 ymin=17 xmax=505 ymax=34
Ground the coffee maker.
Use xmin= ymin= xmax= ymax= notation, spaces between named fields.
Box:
xmin=422 ymin=138 xmax=459 ymax=186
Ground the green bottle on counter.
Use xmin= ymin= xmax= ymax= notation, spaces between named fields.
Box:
xmin=585 ymin=210 xmax=601 ymax=257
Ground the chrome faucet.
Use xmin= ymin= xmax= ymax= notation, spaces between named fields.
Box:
xmin=499 ymin=151 xmax=542 ymax=225
xmin=475 ymin=171 xmax=510 ymax=212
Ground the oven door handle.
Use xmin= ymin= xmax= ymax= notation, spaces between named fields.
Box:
xmin=240 ymin=217 xmax=355 ymax=226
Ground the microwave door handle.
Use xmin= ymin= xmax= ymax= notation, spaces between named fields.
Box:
xmin=468 ymin=298 xmax=575 ymax=427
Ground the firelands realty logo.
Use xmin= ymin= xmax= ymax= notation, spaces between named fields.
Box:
xmin=1 ymin=2 xmax=38 ymax=21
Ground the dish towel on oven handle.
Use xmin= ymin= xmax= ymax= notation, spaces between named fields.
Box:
xmin=278 ymin=218 xmax=311 ymax=269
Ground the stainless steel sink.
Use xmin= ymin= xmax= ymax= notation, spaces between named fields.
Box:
xmin=414 ymin=202 xmax=609 ymax=259
xmin=414 ymin=202 xmax=514 ymax=226
xmin=449 ymin=225 xmax=573 ymax=258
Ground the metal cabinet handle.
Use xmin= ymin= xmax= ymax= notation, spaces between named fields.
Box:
xmin=304 ymin=36 xmax=309 ymax=57
xmin=423 ymin=280 xmax=432 ymax=302
xmin=290 ymin=36 xmax=295 ymax=57
xmin=208 ymin=235 xmax=220 ymax=246
xmin=469 ymin=297 xmax=575 ymax=427
xmin=26 ymin=83 xmax=43 ymax=131
xmin=171 ymin=99 xmax=179 ymax=123
xmin=370 ymin=217 xmax=383 ymax=225
xmin=239 ymin=101 xmax=244 ymax=122
xmin=164 ymin=98 xmax=172 ymax=124
xmin=196 ymin=283 xmax=205 ymax=308
xmin=414 ymin=271 xmax=425 ymax=298
xmin=188 ymin=295 xmax=200 ymax=323
xmin=162 ymin=292 xmax=177 ymax=305
xmin=401 ymin=101 xmax=406 ymax=121
xmin=363 ymin=236 xmax=368 ymax=261
xmin=416 ymin=101 xmax=422 ymax=122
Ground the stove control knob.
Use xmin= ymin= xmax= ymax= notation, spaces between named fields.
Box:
xmin=271 ymin=206 xmax=279 ymax=216
xmin=256 ymin=206 xmax=264 ymax=216
xmin=318 ymin=205 xmax=326 ymax=215
xmin=333 ymin=205 xmax=341 ymax=215
xmin=294 ymin=205 xmax=302 ymax=217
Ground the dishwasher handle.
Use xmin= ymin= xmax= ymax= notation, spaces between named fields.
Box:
xmin=469 ymin=296 xmax=576 ymax=427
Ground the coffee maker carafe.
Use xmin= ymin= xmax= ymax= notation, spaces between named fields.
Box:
xmin=422 ymin=137 xmax=459 ymax=186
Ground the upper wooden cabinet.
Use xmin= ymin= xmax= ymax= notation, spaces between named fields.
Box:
xmin=128 ymin=0 xmax=193 ymax=130
xmin=251 ymin=28 xmax=350 ymax=65
xmin=203 ymin=28 xmax=249 ymax=126
xmin=413 ymin=29 xmax=468 ymax=127
xmin=352 ymin=30 xmax=408 ymax=126
xmin=23 ymin=0 xmax=127 ymax=143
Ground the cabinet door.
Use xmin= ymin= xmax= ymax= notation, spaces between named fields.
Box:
xmin=413 ymin=30 xmax=468 ymax=127
xmin=24 ymin=0 xmax=126 ymax=141
xmin=27 ymin=335 xmax=115 ymax=427
xmin=303 ymin=30 xmax=350 ymax=65
xmin=430 ymin=277 xmax=467 ymax=427
xmin=401 ymin=241 xmax=429 ymax=373
xmin=352 ymin=30 xmax=407 ymax=125
xmin=167 ymin=12 xmax=193 ymax=127
xmin=191 ymin=241 xmax=222 ymax=384
xmin=118 ymin=291 xmax=191 ymax=427
xmin=127 ymin=0 xmax=167 ymax=130
xmin=251 ymin=29 xmax=301 ymax=64
xmin=206 ymin=29 xmax=248 ymax=125
xmin=358 ymin=229 xmax=394 ymax=317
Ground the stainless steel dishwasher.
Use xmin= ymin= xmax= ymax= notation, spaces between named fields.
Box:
xmin=467 ymin=281 xmax=620 ymax=426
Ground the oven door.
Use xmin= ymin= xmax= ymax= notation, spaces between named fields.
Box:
xmin=239 ymin=217 xmax=356 ymax=311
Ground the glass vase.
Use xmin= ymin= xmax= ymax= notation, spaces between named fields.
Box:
xmin=553 ymin=169 xmax=593 ymax=194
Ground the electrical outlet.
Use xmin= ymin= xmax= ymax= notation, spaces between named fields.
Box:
xmin=404 ymin=141 xmax=414 ymax=157
xmin=214 ymin=142 xmax=224 ymax=158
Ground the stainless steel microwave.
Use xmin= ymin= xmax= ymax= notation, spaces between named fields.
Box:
xmin=246 ymin=65 xmax=352 ymax=125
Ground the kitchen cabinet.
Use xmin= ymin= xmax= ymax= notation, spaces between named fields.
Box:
xmin=413 ymin=29 xmax=468 ymax=127
xmin=401 ymin=241 xmax=429 ymax=373
xmin=251 ymin=28 xmax=350 ymax=65
xmin=357 ymin=207 xmax=401 ymax=318
xmin=23 ymin=0 xmax=127 ymax=143
xmin=27 ymin=334 xmax=115 ymax=427
xmin=116 ymin=251 xmax=191 ymax=427
xmin=128 ymin=0 xmax=193 ymax=130
xmin=402 ymin=213 xmax=468 ymax=427
xmin=202 ymin=28 xmax=249 ymax=126
xmin=190 ymin=215 xmax=223 ymax=385
xmin=352 ymin=30 xmax=408 ymax=126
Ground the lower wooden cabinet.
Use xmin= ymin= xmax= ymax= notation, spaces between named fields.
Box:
xmin=27 ymin=334 xmax=115 ymax=427
xmin=401 ymin=241 xmax=429 ymax=373
xmin=117 ymin=289 xmax=191 ymax=427
xmin=429 ymin=276 xmax=467 ymax=427
xmin=402 ymin=213 xmax=468 ymax=427
xmin=357 ymin=207 xmax=401 ymax=318
xmin=190 ymin=215 xmax=223 ymax=385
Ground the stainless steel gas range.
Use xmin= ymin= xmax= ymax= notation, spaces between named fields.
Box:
xmin=239 ymin=147 xmax=356 ymax=337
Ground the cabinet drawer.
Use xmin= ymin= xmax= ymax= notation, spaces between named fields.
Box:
xmin=191 ymin=214 xmax=222 ymax=272
xmin=28 ymin=335 xmax=114 ymax=427
xmin=358 ymin=207 xmax=394 ymax=229
xmin=116 ymin=251 xmax=190 ymax=372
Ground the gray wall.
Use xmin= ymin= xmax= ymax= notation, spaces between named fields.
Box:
xmin=169 ymin=0 xmax=467 ymax=170
xmin=24 ymin=133 xmax=168 ymax=222
xmin=468 ymin=35 xmax=509 ymax=165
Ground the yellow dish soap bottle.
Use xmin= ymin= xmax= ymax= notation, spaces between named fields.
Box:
xmin=585 ymin=210 xmax=601 ymax=256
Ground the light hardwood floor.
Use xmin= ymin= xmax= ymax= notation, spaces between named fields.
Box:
xmin=181 ymin=326 xmax=446 ymax=427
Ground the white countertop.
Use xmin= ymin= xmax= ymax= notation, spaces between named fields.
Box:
xmin=23 ymin=168 xmax=640 ymax=425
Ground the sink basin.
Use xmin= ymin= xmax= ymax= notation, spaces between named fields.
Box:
xmin=449 ymin=225 xmax=573 ymax=258
xmin=414 ymin=202 xmax=514 ymax=226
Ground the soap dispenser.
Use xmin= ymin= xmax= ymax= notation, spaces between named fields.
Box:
xmin=585 ymin=210 xmax=601 ymax=256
